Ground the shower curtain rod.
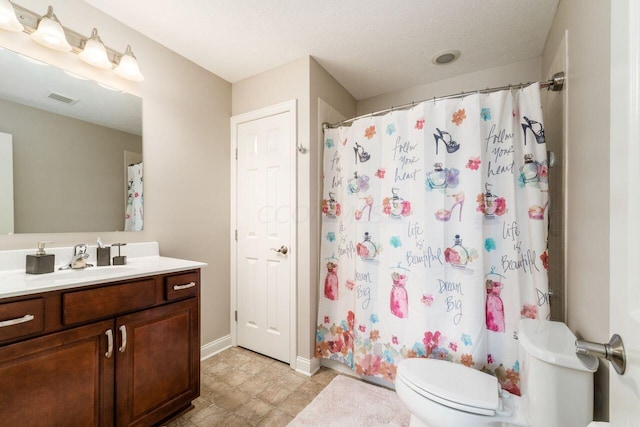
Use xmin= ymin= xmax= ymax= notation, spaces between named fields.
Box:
xmin=323 ymin=71 xmax=565 ymax=129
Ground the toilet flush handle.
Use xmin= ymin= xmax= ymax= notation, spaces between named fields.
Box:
xmin=575 ymin=334 xmax=626 ymax=375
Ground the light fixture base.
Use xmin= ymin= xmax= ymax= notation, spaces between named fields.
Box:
xmin=432 ymin=49 xmax=461 ymax=65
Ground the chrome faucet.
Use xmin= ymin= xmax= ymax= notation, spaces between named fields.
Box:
xmin=59 ymin=244 xmax=93 ymax=270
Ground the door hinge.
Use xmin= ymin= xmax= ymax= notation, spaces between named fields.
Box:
xmin=235 ymin=148 xmax=238 ymax=160
xmin=234 ymin=310 xmax=238 ymax=322
xmin=235 ymin=229 xmax=238 ymax=241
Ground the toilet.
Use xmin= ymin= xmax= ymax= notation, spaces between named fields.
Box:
xmin=395 ymin=319 xmax=599 ymax=427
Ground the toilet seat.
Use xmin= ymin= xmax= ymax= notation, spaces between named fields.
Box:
xmin=396 ymin=358 xmax=500 ymax=416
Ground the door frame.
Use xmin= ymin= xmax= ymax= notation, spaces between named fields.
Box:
xmin=230 ymin=99 xmax=298 ymax=368
xmin=609 ymin=0 xmax=640 ymax=419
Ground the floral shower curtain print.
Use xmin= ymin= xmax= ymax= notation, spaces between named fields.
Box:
xmin=316 ymin=84 xmax=549 ymax=395
xmin=125 ymin=162 xmax=143 ymax=231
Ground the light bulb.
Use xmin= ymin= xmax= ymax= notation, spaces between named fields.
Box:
xmin=115 ymin=45 xmax=144 ymax=82
xmin=79 ymin=28 xmax=112 ymax=69
xmin=31 ymin=6 xmax=72 ymax=52
xmin=0 ymin=0 xmax=23 ymax=32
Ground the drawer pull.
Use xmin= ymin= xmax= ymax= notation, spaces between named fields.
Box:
xmin=173 ymin=282 xmax=196 ymax=291
xmin=0 ymin=314 xmax=35 ymax=328
xmin=119 ymin=325 xmax=127 ymax=353
xmin=105 ymin=329 xmax=113 ymax=358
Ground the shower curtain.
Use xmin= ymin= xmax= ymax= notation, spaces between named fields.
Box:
xmin=316 ymin=83 xmax=549 ymax=394
xmin=125 ymin=162 xmax=143 ymax=231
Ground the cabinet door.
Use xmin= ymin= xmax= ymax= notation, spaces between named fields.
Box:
xmin=115 ymin=298 xmax=199 ymax=427
xmin=0 ymin=319 xmax=115 ymax=427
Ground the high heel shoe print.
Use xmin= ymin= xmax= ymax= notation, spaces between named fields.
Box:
xmin=433 ymin=128 xmax=460 ymax=155
xmin=521 ymin=116 xmax=545 ymax=145
xmin=355 ymin=195 xmax=373 ymax=221
xmin=353 ymin=142 xmax=370 ymax=164
xmin=528 ymin=201 xmax=549 ymax=220
xmin=435 ymin=192 xmax=465 ymax=222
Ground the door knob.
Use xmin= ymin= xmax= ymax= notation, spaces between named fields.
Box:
xmin=270 ymin=245 xmax=288 ymax=255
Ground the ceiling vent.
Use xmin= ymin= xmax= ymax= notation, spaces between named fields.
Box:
xmin=47 ymin=91 xmax=79 ymax=105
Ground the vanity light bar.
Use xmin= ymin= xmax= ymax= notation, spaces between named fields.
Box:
xmin=7 ymin=3 xmax=143 ymax=81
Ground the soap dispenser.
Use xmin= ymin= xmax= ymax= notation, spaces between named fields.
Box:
xmin=26 ymin=241 xmax=55 ymax=275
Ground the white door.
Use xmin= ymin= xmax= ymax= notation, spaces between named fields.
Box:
xmin=609 ymin=0 xmax=640 ymax=422
xmin=231 ymin=101 xmax=297 ymax=365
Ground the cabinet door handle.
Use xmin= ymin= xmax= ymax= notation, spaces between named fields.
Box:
xmin=0 ymin=314 xmax=34 ymax=328
xmin=105 ymin=329 xmax=113 ymax=358
xmin=173 ymin=282 xmax=196 ymax=291
xmin=118 ymin=325 xmax=127 ymax=353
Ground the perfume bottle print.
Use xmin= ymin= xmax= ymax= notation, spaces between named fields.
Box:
xmin=521 ymin=116 xmax=545 ymax=145
xmin=321 ymin=192 xmax=341 ymax=217
xmin=435 ymin=192 xmax=465 ymax=222
xmin=520 ymin=154 xmax=540 ymax=183
xmin=356 ymin=232 xmax=378 ymax=261
xmin=390 ymin=266 xmax=409 ymax=318
xmin=444 ymin=234 xmax=470 ymax=269
xmin=427 ymin=163 xmax=447 ymax=189
xmin=485 ymin=267 xmax=506 ymax=333
xmin=433 ymin=128 xmax=460 ymax=155
xmin=426 ymin=163 xmax=460 ymax=190
xmin=383 ymin=187 xmax=411 ymax=218
xmin=324 ymin=259 xmax=339 ymax=301
xmin=348 ymin=172 xmax=370 ymax=194
xmin=477 ymin=183 xmax=506 ymax=218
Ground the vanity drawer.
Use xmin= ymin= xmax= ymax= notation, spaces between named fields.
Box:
xmin=165 ymin=272 xmax=199 ymax=301
xmin=0 ymin=298 xmax=45 ymax=343
xmin=62 ymin=279 xmax=156 ymax=325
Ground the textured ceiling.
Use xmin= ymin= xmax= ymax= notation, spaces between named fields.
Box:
xmin=83 ymin=0 xmax=559 ymax=100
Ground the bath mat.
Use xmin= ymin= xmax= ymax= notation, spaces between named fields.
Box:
xmin=288 ymin=375 xmax=410 ymax=426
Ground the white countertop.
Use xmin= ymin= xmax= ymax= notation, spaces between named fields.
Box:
xmin=0 ymin=242 xmax=206 ymax=299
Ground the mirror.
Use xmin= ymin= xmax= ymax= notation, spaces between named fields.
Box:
xmin=0 ymin=47 xmax=143 ymax=234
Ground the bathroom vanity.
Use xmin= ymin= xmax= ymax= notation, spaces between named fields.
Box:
xmin=0 ymin=243 xmax=204 ymax=427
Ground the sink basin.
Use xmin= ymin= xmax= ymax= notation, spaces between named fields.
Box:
xmin=0 ymin=265 xmax=137 ymax=290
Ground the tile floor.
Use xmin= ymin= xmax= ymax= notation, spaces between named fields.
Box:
xmin=165 ymin=346 xmax=338 ymax=426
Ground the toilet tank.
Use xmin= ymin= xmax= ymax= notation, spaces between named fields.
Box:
xmin=518 ymin=319 xmax=598 ymax=427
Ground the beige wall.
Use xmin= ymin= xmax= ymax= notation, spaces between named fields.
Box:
xmin=0 ymin=98 xmax=142 ymax=233
xmin=540 ymin=34 xmax=567 ymax=323
xmin=357 ymin=57 xmax=542 ymax=114
xmin=0 ymin=0 xmax=232 ymax=346
xmin=232 ymin=57 xmax=356 ymax=361
xmin=232 ymin=57 xmax=310 ymax=360
xmin=542 ymin=0 xmax=611 ymax=420
xmin=309 ymin=58 xmax=357 ymax=359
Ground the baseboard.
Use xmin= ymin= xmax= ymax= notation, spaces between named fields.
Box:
xmin=295 ymin=356 xmax=321 ymax=377
xmin=200 ymin=334 xmax=232 ymax=361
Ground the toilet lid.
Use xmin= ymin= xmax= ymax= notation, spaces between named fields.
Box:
xmin=397 ymin=358 xmax=499 ymax=416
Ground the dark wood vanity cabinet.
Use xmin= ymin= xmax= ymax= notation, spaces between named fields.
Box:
xmin=0 ymin=269 xmax=200 ymax=427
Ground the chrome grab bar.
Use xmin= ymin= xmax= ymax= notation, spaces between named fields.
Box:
xmin=0 ymin=314 xmax=35 ymax=328
xmin=576 ymin=334 xmax=626 ymax=375
xmin=173 ymin=282 xmax=196 ymax=291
